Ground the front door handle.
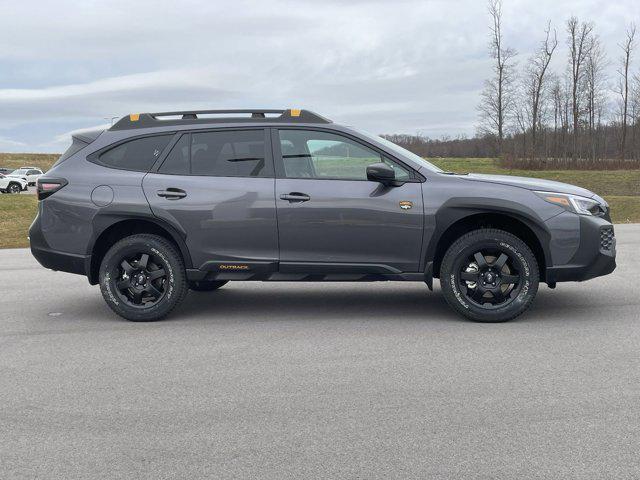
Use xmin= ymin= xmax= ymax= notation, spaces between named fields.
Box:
xmin=157 ymin=188 xmax=187 ymax=200
xmin=280 ymin=192 xmax=310 ymax=203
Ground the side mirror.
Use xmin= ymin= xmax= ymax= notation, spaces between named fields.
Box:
xmin=366 ymin=162 xmax=396 ymax=185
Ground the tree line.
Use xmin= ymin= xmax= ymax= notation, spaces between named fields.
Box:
xmin=385 ymin=1 xmax=640 ymax=169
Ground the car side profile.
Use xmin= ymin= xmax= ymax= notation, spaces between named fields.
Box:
xmin=29 ymin=109 xmax=616 ymax=322
xmin=8 ymin=167 xmax=43 ymax=186
xmin=0 ymin=173 xmax=28 ymax=193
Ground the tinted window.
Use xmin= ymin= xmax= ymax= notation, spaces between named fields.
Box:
xmin=278 ymin=130 xmax=410 ymax=181
xmin=99 ymin=135 xmax=172 ymax=171
xmin=159 ymin=135 xmax=190 ymax=175
xmin=191 ymin=130 xmax=268 ymax=177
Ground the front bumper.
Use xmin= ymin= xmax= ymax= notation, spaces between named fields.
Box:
xmin=546 ymin=215 xmax=616 ymax=283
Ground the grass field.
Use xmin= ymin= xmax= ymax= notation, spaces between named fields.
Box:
xmin=0 ymin=153 xmax=59 ymax=172
xmin=0 ymin=195 xmax=37 ymax=249
xmin=429 ymin=158 xmax=640 ymax=196
xmin=0 ymin=155 xmax=638 ymax=249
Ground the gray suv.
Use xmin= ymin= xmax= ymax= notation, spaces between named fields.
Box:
xmin=29 ymin=109 xmax=616 ymax=322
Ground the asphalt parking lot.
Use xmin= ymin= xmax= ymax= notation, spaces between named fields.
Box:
xmin=1 ymin=224 xmax=639 ymax=479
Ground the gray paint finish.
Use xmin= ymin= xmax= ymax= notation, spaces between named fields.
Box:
xmin=143 ymin=174 xmax=278 ymax=268
xmin=30 ymin=115 xmax=615 ymax=285
xmin=275 ymin=178 xmax=424 ymax=271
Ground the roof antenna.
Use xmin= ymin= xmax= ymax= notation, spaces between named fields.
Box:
xmin=251 ymin=112 xmax=266 ymax=118
xmin=182 ymin=114 xmax=198 ymax=119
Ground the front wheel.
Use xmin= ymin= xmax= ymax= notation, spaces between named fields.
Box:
xmin=99 ymin=234 xmax=188 ymax=321
xmin=440 ymin=229 xmax=539 ymax=322
xmin=7 ymin=183 xmax=21 ymax=194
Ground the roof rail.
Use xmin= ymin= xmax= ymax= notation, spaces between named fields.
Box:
xmin=109 ymin=109 xmax=332 ymax=130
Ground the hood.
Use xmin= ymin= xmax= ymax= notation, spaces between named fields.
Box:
xmin=461 ymin=173 xmax=596 ymax=198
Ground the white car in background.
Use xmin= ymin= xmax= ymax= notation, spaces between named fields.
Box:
xmin=0 ymin=173 xmax=28 ymax=194
xmin=7 ymin=167 xmax=44 ymax=186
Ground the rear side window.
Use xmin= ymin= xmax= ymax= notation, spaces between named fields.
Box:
xmin=159 ymin=135 xmax=190 ymax=175
xmin=191 ymin=130 xmax=269 ymax=177
xmin=159 ymin=130 xmax=270 ymax=177
xmin=98 ymin=135 xmax=172 ymax=172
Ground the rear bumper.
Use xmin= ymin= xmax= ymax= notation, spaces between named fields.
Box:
xmin=546 ymin=216 xmax=616 ymax=283
xmin=29 ymin=213 xmax=91 ymax=277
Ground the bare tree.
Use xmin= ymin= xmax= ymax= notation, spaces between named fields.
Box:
xmin=566 ymin=17 xmax=594 ymax=160
xmin=631 ymin=72 xmax=640 ymax=159
xmin=477 ymin=0 xmax=517 ymax=155
xmin=521 ymin=22 xmax=558 ymax=159
xmin=584 ymin=35 xmax=608 ymax=160
xmin=617 ymin=24 xmax=636 ymax=160
xmin=551 ymin=78 xmax=563 ymax=157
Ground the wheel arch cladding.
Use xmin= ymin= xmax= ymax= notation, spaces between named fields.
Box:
xmin=88 ymin=215 xmax=192 ymax=285
xmin=429 ymin=201 xmax=551 ymax=281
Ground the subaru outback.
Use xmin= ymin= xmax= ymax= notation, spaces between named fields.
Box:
xmin=29 ymin=109 xmax=616 ymax=322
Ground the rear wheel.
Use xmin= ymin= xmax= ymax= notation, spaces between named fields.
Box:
xmin=440 ymin=229 xmax=539 ymax=322
xmin=99 ymin=234 xmax=187 ymax=321
xmin=188 ymin=280 xmax=228 ymax=291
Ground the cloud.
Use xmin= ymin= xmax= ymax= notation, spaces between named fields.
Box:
xmin=0 ymin=137 xmax=26 ymax=149
xmin=0 ymin=0 xmax=637 ymax=152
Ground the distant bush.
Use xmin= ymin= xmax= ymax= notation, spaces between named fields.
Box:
xmin=497 ymin=154 xmax=640 ymax=171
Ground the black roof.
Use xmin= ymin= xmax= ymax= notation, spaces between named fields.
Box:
xmin=109 ymin=109 xmax=332 ymax=131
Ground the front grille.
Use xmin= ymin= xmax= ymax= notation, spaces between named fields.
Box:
xmin=600 ymin=227 xmax=615 ymax=251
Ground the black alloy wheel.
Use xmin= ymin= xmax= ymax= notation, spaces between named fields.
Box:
xmin=115 ymin=252 xmax=168 ymax=308
xmin=99 ymin=234 xmax=187 ymax=321
xmin=457 ymin=249 xmax=523 ymax=308
xmin=440 ymin=229 xmax=539 ymax=322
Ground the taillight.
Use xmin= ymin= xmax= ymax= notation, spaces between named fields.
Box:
xmin=37 ymin=178 xmax=68 ymax=200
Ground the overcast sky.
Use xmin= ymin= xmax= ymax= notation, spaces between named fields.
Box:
xmin=0 ymin=0 xmax=637 ymax=153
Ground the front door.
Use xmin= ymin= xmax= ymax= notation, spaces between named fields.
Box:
xmin=273 ymin=128 xmax=424 ymax=273
xmin=143 ymin=128 xmax=278 ymax=271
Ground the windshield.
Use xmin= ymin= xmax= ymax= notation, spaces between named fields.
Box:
xmin=11 ymin=169 xmax=28 ymax=175
xmin=353 ymin=129 xmax=443 ymax=173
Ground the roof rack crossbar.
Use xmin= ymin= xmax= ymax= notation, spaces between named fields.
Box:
xmin=109 ymin=109 xmax=332 ymax=130
xmin=151 ymin=109 xmax=286 ymax=117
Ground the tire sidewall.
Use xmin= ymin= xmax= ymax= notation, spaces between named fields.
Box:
xmin=99 ymin=236 xmax=184 ymax=321
xmin=441 ymin=231 xmax=538 ymax=322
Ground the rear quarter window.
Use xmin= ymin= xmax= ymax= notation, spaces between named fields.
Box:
xmin=96 ymin=135 xmax=173 ymax=172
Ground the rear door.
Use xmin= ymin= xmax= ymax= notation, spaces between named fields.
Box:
xmin=143 ymin=128 xmax=278 ymax=271
xmin=273 ymin=128 xmax=424 ymax=273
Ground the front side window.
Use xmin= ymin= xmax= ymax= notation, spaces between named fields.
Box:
xmin=278 ymin=129 xmax=410 ymax=181
xmin=98 ymin=135 xmax=172 ymax=171
xmin=190 ymin=130 xmax=268 ymax=177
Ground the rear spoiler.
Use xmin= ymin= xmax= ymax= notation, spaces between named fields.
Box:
xmin=73 ymin=128 xmax=105 ymax=143
xmin=51 ymin=127 xmax=105 ymax=168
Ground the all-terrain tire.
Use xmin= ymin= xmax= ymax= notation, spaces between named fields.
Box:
xmin=440 ymin=228 xmax=539 ymax=322
xmin=99 ymin=234 xmax=187 ymax=321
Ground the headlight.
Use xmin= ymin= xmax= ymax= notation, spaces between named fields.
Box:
xmin=535 ymin=191 xmax=606 ymax=216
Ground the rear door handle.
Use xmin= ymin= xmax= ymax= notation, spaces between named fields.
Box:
xmin=157 ymin=188 xmax=187 ymax=200
xmin=280 ymin=192 xmax=310 ymax=203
